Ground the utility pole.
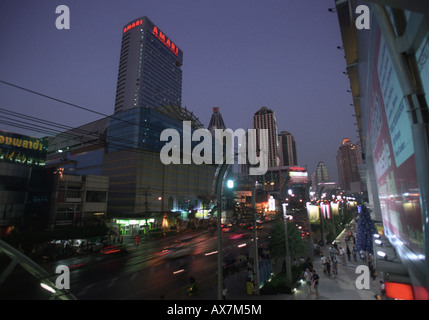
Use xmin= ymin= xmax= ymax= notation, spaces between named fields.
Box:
xmin=213 ymin=160 xmax=230 ymax=300
xmin=318 ymin=187 xmax=325 ymax=246
xmin=142 ymin=187 xmax=152 ymax=236
xmin=251 ymin=177 xmax=260 ymax=295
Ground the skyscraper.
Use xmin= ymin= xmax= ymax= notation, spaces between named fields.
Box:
xmin=102 ymin=17 xmax=216 ymax=221
xmin=207 ymin=107 xmax=226 ymax=135
xmin=336 ymin=138 xmax=363 ymax=193
xmin=316 ymin=161 xmax=330 ymax=183
xmin=278 ymin=131 xmax=297 ymax=166
xmin=253 ymin=106 xmax=279 ymax=168
xmin=114 ymin=17 xmax=183 ymax=113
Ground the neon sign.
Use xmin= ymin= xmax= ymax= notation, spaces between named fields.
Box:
xmin=122 ymin=18 xmax=179 ymax=56
xmin=152 ymin=26 xmax=179 ymax=56
xmin=0 ymin=132 xmax=47 ymax=166
xmin=123 ymin=19 xmax=143 ymax=33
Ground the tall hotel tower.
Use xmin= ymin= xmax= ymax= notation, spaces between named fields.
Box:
xmin=253 ymin=106 xmax=280 ymax=168
xmin=114 ymin=16 xmax=183 ymax=113
xmin=104 ymin=17 xmax=216 ymax=219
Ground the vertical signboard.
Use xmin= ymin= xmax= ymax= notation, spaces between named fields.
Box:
xmin=368 ymin=29 xmax=423 ymax=255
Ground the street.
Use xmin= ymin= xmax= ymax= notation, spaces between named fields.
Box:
xmin=1 ymin=222 xmax=273 ymax=300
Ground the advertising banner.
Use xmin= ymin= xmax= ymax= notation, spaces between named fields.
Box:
xmin=368 ymin=30 xmax=423 ymax=255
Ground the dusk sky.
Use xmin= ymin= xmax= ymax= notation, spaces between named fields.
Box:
xmin=0 ymin=0 xmax=357 ymax=182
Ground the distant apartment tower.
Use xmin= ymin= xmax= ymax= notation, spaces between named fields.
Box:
xmin=278 ymin=131 xmax=297 ymax=166
xmin=336 ymin=138 xmax=363 ymax=193
xmin=253 ymin=106 xmax=279 ymax=168
xmin=114 ymin=16 xmax=183 ymax=113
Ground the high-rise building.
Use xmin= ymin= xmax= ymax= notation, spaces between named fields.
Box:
xmin=207 ymin=107 xmax=226 ymax=135
xmin=104 ymin=17 xmax=216 ymax=222
xmin=315 ymin=161 xmax=330 ymax=184
xmin=336 ymin=138 xmax=362 ymax=193
xmin=278 ymin=131 xmax=297 ymax=166
xmin=114 ymin=17 xmax=183 ymax=113
xmin=253 ymin=106 xmax=279 ymax=168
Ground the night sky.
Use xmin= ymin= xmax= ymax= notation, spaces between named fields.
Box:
xmin=0 ymin=0 xmax=357 ymax=182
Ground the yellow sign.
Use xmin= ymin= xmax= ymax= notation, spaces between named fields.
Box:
xmin=0 ymin=134 xmax=44 ymax=151
xmin=0 ymin=131 xmax=47 ymax=166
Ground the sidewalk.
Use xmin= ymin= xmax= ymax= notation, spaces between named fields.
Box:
xmin=193 ymin=223 xmax=382 ymax=301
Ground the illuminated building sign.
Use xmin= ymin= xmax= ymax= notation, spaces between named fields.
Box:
xmin=122 ymin=18 xmax=179 ymax=56
xmin=289 ymin=171 xmax=307 ymax=177
xmin=289 ymin=166 xmax=306 ymax=172
xmin=123 ymin=19 xmax=143 ymax=33
xmin=0 ymin=132 xmax=47 ymax=166
xmin=152 ymin=26 xmax=179 ymax=56
xmin=289 ymin=167 xmax=308 ymax=184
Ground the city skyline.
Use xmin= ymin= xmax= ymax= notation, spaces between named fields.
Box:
xmin=0 ymin=0 xmax=357 ymax=182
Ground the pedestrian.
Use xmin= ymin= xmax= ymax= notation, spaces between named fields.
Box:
xmin=135 ymin=235 xmax=139 ymax=246
xmin=339 ymin=247 xmax=346 ymax=266
xmin=359 ymin=249 xmax=366 ymax=261
xmin=325 ymin=257 xmax=331 ymax=277
xmin=304 ymin=268 xmax=313 ymax=295
xmin=352 ymin=246 xmax=357 ymax=262
xmin=377 ymin=280 xmax=385 ymax=300
xmin=329 ymin=245 xmax=336 ymax=261
xmin=321 ymin=255 xmax=327 ymax=273
xmin=332 ymin=256 xmax=338 ymax=277
xmin=346 ymin=246 xmax=351 ymax=262
xmin=312 ymin=270 xmax=320 ymax=298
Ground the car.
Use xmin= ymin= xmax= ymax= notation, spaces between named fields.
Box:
xmin=100 ymin=245 xmax=127 ymax=255
xmin=156 ymin=244 xmax=193 ymax=259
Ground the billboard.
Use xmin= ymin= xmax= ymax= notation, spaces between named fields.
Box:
xmin=0 ymin=131 xmax=47 ymax=166
xmin=368 ymin=29 xmax=423 ymax=256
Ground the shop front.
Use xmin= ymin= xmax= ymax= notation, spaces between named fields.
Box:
xmin=113 ymin=218 xmax=155 ymax=236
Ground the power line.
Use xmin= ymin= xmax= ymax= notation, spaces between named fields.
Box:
xmin=0 ymin=80 xmax=224 ymax=173
xmin=0 ymin=79 xmax=145 ymax=131
xmin=0 ymin=107 xmax=141 ymax=151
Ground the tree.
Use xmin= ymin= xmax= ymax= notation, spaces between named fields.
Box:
xmin=268 ymin=220 xmax=307 ymax=259
xmin=355 ymin=205 xmax=376 ymax=254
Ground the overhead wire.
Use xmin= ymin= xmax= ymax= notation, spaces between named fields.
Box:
xmin=0 ymin=80 xmax=225 ymax=186
xmin=0 ymin=107 xmax=142 ymax=151
xmin=0 ymin=80 xmax=182 ymax=156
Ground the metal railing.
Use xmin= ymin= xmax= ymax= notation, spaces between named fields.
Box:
xmin=0 ymin=239 xmax=76 ymax=300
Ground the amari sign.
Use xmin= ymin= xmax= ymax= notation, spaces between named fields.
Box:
xmin=0 ymin=131 xmax=47 ymax=166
